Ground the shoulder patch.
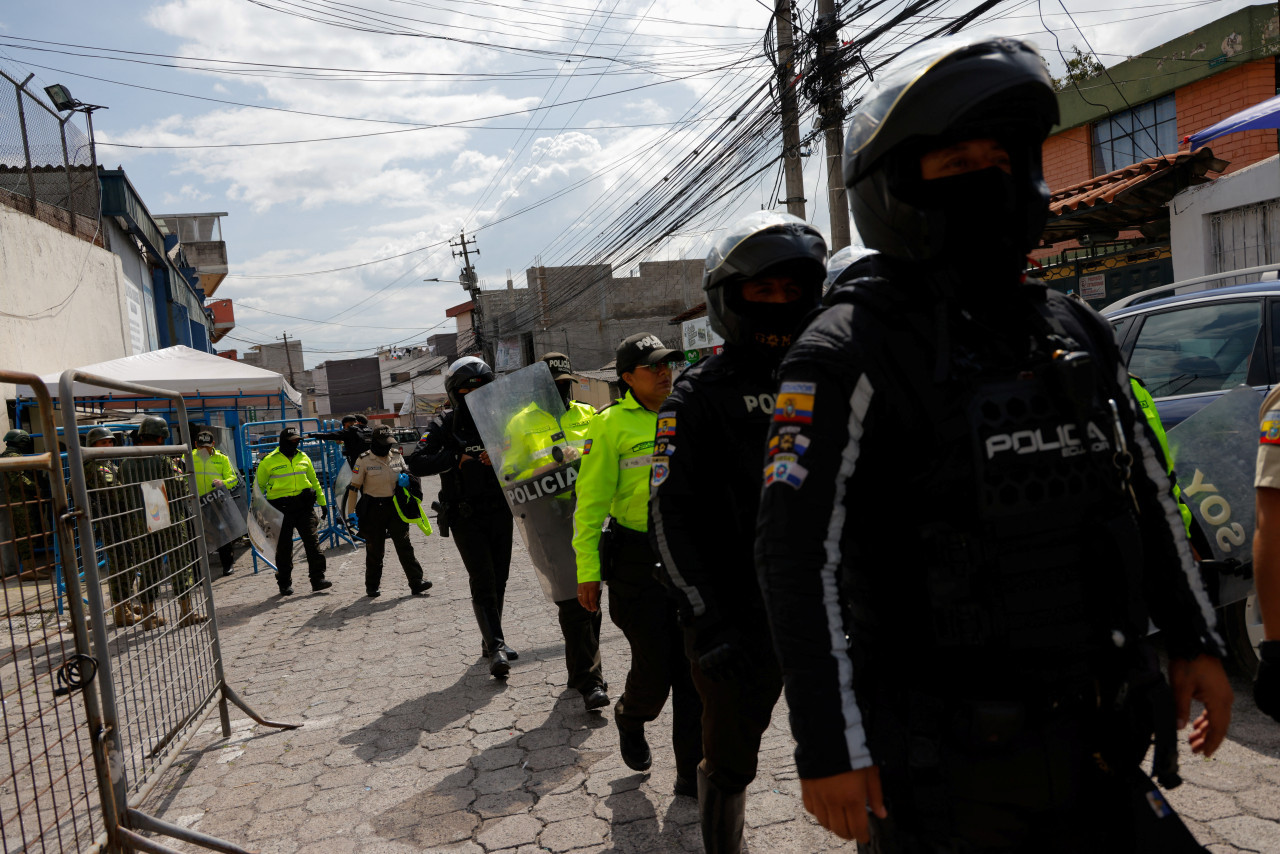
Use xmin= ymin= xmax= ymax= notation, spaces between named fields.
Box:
xmin=656 ymin=414 xmax=677 ymax=438
xmin=764 ymin=457 xmax=809 ymax=489
xmin=1261 ymin=409 xmax=1280 ymax=445
xmin=651 ymin=460 xmax=670 ymax=487
xmin=774 ymin=381 xmax=816 ymax=424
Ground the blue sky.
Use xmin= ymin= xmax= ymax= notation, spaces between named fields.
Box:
xmin=0 ymin=0 xmax=1264 ymax=368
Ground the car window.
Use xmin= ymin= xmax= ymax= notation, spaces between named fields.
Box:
xmin=1110 ymin=316 xmax=1133 ymax=354
xmin=1127 ymin=300 xmax=1262 ymax=397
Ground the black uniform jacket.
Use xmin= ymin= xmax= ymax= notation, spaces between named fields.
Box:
xmin=406 ymin=409 xmax=505 ymax=509
xmin=754 ymin=269 xmax=1226 ymax=781
xmin=650 ymin=349 xmax=777 ymax=628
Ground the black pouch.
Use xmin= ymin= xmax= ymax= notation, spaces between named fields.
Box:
xmin=431 ymin=500 xmax=452 ymax=538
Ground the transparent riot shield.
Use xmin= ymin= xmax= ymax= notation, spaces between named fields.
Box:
xmin=467 ymin=362 xmax=581 ymax=602
xmin=201 ymin=483 xmax=248 ymax=550
xmin=248 ymin=480 xmax=285 ymax=563
xmin=1167 ymin=385 xmax=1263 ymax=606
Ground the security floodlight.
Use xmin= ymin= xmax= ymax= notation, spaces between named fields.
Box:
xmin=44 ymin=84 xmax=77 ymax=112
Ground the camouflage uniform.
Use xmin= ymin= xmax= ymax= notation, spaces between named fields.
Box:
xmin=84 ymin=455 xmax=136 ymax=610
xmin=120 ymin=453 xmax=198 ymax=604
xmin=1 ymin=448 xmax=38 ymax=569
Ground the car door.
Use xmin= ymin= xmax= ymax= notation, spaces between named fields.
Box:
xmin=1122 ymin=298 xmax=1268 ymax=428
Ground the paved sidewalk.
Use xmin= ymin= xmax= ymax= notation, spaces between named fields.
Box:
xmin=141 ymin=517 xmax=1279 ymax=853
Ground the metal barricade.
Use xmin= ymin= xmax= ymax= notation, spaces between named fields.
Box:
xmin=1 ymin=371 xmax=112 ymax=854
xmin=60 ymin=371 xmax=298 ymax=854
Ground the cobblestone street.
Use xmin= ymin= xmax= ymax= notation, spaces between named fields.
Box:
xmin=141 ymin=514 xmax=1280 ymax=853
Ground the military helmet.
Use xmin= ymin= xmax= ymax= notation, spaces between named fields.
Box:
xmin=444 ymin=357 xmax=495 ymax=410
xmin=86 ymin=426 xmax=114 ymax=446
xmin=136 ymin=416 xmax=170 ymax=442
xmin=842 ymin=34 xmax=1058 ymax=263
xmin=3 ymin=428 xmax=33 ymax=453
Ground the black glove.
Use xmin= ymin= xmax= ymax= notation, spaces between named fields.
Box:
xmin=693 ymin=619 xmax=752 ymax=683
xmin=1255 ymin=641 xmax=1280 ymax=723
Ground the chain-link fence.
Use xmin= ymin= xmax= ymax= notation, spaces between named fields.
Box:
xmin=1 ymin=371 xmax=112 ymax=854
xmin=0 ymin=70 xmax=99 ymax=232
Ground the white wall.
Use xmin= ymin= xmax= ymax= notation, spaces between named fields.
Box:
xmin=0 ymin=208 xmax=132 ymax=434
xmin=1170 ymin=155 xmax=1280 ymax=281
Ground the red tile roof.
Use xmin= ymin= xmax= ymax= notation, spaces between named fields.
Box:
xmin=1043 ymin=148 xmax=1227 ymax=244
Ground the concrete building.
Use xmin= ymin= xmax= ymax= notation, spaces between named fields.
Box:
xmin=379 ymin=347 xmax=449 ymax=415
xmin=1034 ymin=3 xmax=1279 ymax=304
xmin=241 ymin=339 xmax=304 ymax=388
xmin=310 ymin=357 xmax=382 ymax=419
xmin=475 ymin=259 xmax=704 ymax=373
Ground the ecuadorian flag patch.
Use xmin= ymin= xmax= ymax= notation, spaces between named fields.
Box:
xmin=1262 ymin=411 xmax=1280 ymax=445
xmin=774 ymin=382 xmax=815 ymax=424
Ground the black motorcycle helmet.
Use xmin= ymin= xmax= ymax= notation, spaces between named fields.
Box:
xmin=444 ymin=356 xmax=495 ymax=410
xmin=703 ymin=211 xmax=826 ymax=357
xmin=842 ymin=35 xmax=1059 ymax=268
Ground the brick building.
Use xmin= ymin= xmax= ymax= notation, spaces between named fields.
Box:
xmin=1035 ymin=3 xmax=1279 ymax=305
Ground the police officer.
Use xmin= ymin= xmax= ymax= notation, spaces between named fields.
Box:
xmin=652 ymin=212 xmax=825 ymax=851
xmin=408 ymin=357 xmax=517 ymax=678
xmin=193 ymin=430 xmax=240 ymax=576
xmin=121 ymin=416 xmax=207 ymax=628
xmin=755 ymin=35 xmax=1232 ymax=850
xmin=574 ymin=333 xmax=702 ymax=797
xmin=2 ymin=428 xmax=41 ymax=577
xmin=503 ymin=352 xmax=609 ymax=711
xmin=347 ymin=426 xmax=433 ymax=598
xmin=255 ymin=426 xmax=331 ymax=596
xmin=311 ymin=415 xmax=372 ymax=469
xmin=84 ymin=426 xmax=138 ymax=627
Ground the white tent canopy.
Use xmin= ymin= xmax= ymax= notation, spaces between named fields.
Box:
xmin=29 ymin=345 xmax=303 ymax=406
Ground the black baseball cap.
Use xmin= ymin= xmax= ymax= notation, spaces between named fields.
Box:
xmin=196 ymin=430 xmax=215 ymax=446
xmin=540 ymin=352 xmax=575 ymax=382
xmin=616 ymin=333 xmax=679 ymax=376
xmin=279 ymin=427 xmax=301 ymax=442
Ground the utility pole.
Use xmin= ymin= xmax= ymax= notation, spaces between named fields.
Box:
xmin=775 ymin=0 xmax=806 ymax=219
xmin=816 ymin=0 xmax=851 ymax=250
xmin=277 ymin=332 xmax=296 ymax=387
xmin=451 ymin=231 xmax=485 ymax=359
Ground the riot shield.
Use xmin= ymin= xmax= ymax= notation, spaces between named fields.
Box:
xmin=248 ymin=480 xmax=285 ymax=563
xmin=201 ymin=484 xmax=248 ymax=551
xmin=1167 ymin=385 xmax=1263 ymax=606
xmin=466 ymin=362 xmax=581 ymax=602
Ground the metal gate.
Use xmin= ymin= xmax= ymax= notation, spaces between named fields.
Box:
xmin=1 ymin=371 xmax=113 ymax=854
xmin=1212 ymin=199 xmax=1280 ymax=285
xmin=58 ymin=370 xmax=299 ymax=853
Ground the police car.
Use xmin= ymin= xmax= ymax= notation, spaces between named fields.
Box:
xmin=1103 ymin=269 xmax=1280 ymax=673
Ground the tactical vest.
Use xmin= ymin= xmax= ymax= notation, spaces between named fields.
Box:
xmin=831 ymin=281 xmax=1146 ymax=690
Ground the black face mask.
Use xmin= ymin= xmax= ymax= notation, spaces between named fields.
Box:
xmin=725 ymin=291 xmax=815 ymax=369
xmin=917 ymin=167 xmax=1027 ymax=283
xmin=280 ymin=439 xmax=301 ymax=457
xmin=372 ymin=437 xmax=395 ymax=455
xmin=556 ymin=381 xmax=573 ymax=408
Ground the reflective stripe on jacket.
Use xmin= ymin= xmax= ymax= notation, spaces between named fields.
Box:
xmin=572 ymin=391 xmax=655 ymax=583
xmin=193 ymin=449 xmax=239 ymax=497
xmin=255 ymin=448 xmax=326 ymax=505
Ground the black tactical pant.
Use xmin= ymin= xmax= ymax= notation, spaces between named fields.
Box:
xmin=606 ymin=525 xmax=703 ymax=780
xmin=270 ymin=494 xmax=326 ymax=591
xmin=215 ymin=543 xmax=234 ymax=574
xmin=556 ymin=597 xmax=604 ymax=695
xmin=361 ymin=497 xmax=424 ymax=593
xmin=864 ymin=701 xmax=1206 ymax=853
xmin=452 ymin=507 xmax=513 ymax=613
xmin=687 ymin=612 xmax=782 ymax=793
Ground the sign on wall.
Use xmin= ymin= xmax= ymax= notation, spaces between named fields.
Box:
xmin=1079 ymin=273 xmax=1107 ymax=301
xmin=681 ymin=316 xmax=725 ymax=351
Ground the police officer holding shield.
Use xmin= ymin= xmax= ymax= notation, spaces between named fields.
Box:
xmin=500 ymin=353 xmax=608 ymax=711
xmin=755 ymin=35 xmax=1231 ymax=850
xmin=574 ymin=333 xmax=702 ymax=797
xmin=408 ymin=357 xmax=517 ymax=678
xmin=651 ymin=212 xmax=825 ymax=852
xmin=193 ymin=430 xmax=240 ymax=576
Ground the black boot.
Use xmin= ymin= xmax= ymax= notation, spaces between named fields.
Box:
xmin=472 ymin=602 xmax=510 ymax=678
xmin=698 ymin=766 xmax=746 ymax=854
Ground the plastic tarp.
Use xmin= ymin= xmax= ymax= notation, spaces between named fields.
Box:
xmin=1188 ymin=93 xmax=1280 ymax=151
xmin=27 ymin=345 xmax=303 ymax=406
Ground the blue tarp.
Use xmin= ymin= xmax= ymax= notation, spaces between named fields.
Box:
xmin=1188 ymin=93 xmax=1280 ymax=150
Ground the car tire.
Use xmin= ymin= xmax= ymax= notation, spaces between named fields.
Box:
xmin=1221 ymin=594 xmax=1264 ymax=676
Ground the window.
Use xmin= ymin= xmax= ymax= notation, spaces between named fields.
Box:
xmin=1091 ymin=94 xmax=1178 ymax=175
xmin=1127 ymin=300 xmax=1262 ymax=397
